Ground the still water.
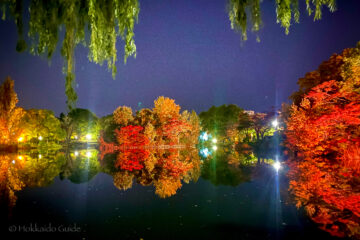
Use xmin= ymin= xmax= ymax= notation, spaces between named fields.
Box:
xmin=0 ymin=148 xmax=344 ymax=239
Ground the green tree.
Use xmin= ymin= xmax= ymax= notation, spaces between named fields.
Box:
xmin=60 ymin=108 xmax=100 ymax=143
xmin=228 ymin=0 xmax=336 ymax=41
xmin=20 ymin=109 xmax=65 ymax=143
xmin=199 ymin=104 xmax=242 ymax=136
xmin=1 ymin=0 xmax=139 ymax=109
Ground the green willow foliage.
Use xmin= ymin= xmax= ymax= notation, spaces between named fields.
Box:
xmin=1 ymin=0 xmax=139 ymax=109
xmin=228 ymin=0 xmax=336 ymax=41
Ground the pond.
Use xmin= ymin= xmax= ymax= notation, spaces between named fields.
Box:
xmin=0 ymin=148 xmax=344 ymax=239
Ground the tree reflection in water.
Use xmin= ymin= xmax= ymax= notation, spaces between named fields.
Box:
xmin=288 ymin=156 xmax=360 ymax=238
xmin=101 ymin=147 xmax=201 ymax=198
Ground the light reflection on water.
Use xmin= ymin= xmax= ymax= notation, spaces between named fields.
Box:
xmin=0 ymin=148 xmax=350 ymax=239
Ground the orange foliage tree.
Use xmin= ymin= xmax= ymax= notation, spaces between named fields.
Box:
xmin=286 ymin=43 xmax=360 ymax=238
xmin=0 ymin=77 xmax=25 ymax=145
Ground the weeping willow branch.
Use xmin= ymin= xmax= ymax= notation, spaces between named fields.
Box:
xmin=1 ymin=0 xmax=139 ymax=110
xmin=228 ymin=0 xmax=336 ymax=41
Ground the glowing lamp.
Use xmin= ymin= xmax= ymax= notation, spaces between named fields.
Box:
xmin=272 ymin=119 xmax=278 ymax=128
xmin=212 ymin=146 xmax=218 ymax=151
xmin=74 ymin=151 xmax=79 ymax=157
xmin=86 ymin=134 xmax=92 ymax=141
xmin=273 ymin=161 xmax=281 ymax=171
xmin=38 ymin=136 xmax=43 ymax=141
xmin=212 ymin=138 xmax=217 ymax=143
xmin=18 ymin=137 xmax=24 ymax=142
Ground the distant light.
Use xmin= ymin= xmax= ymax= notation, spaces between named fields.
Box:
xmin=272 ymin=119 xmax=278 ymax=128
xmin=212 ymin=138 xmax=217 ymax=144
xmin=273 ymin=161 xmax=281 ymax=171
xmin=74 ymin=135 xmax=78 ymax=140
xmin=212 ymin=146 xmax=218 ymax=151
xmin=18 ymin=137 xmax=24 ymax=142
xmin=18 ymin=156 xmax=23 ymax=160
xmin=200 ymin=148 xmax=210 ymax=157
xmin=86 ymin=134 xmax=92 ymax=140
xmin=12 ymin=160 xmax=15 ymax=164
xmin=86 ymin=152 xmax=91 ymax=158
xmin=38 ymin=154 xmax=42 ymax=159
xmin=200 ymin=132 xmax=209 ymax=141
xmin=38 ymin=136 xmax=43 ymax=141
xmin=74 ymin=151 xmax=79 ymax=157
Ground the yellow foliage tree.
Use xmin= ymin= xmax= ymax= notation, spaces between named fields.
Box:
xmin=113 ymin=106 xmax=134 ymax=126
xmin=153 ymin=96 xmax=180 ymax=125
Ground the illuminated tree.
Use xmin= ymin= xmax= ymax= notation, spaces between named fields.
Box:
xmin=135 ymin=108 xmax=154 ymax=126
xmin=66 ymin=108 xmax=100 ymax=142
xmin=249 ymin=112 xmax=274 ymax=141
xmin=1 ymin=0 xmax=139 ymax=109
xmin=20 ymin=109 xmax=65 ymax=142
xmin=144 ymin=122 xmax=157 ymax=144
xmin=113 ymin=106 xmax=134 ymax=126
xmin=0 ymin=77 xmax=25 ymax=144
xmin=290 ymin=42 xmax=360 ymax=106
xmin=287 ymin=43 xmax=360 ymax=238
xmin=153 ymin=96 xmax=180 ymax=125
xmin=199 ymin=104 xmax=243 ymax=137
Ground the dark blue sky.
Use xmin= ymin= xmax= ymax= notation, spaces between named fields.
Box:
xmin=1 ymin=0 xmax=360 ymax=117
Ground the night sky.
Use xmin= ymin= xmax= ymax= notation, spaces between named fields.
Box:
xmin=1 ymin=0 xmax=360 ymax=117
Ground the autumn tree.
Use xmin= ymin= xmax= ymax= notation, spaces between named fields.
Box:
xmin=290 ymin=42 xmax=360 ymax=106
xmin=153 ymin=96 xmax=180 ymax=125
xmin=0 ymin=77 xmax=25 ymax=145
xmin=113 ymin=106 xmax=134 ymax=126
xmin=287 ymin=43 xmax=360 ymax=239
xmin=286 ymin=42 xmax=360 ymax=161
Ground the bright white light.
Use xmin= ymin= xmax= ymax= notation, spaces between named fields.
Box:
xmin=86 ymin=134 xmax=91 ymax=140
xmin=212 ymin=138 xmax=217 ymax=144
xmin=18 ymin=137 xmax=24 ymax=142
xmin=74 ymin=151 xmax=79 ymax=157
xmin=212 ymin=145 xmax=218 ymax=151
xmin=86 ymin=152 xmax=91 ymax=158
xmin=272 ymin=119 xmax=278 ymax=128
xmin=12 ymin=160 xmax=15 ymax=164
xmin=74 ymin=135 xmax=78 ymax=140
xmin=38 ymin=136 xmax=43 ymax=141
xmin=18 ymin=156 xmax=23 ymax=160
xmin=273 ymin=161 xmax=281 ymax=171
xmin=38 ymin=154 xmax=42 ymax=159
xmin=200 ymin=132 xmax=209 ymax=141
xmin=200 ymin=148 xmax=210 ymax=157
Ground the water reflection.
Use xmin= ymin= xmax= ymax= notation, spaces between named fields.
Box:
xmin=101 ymin=147 xmax=201 ymax=198
xmin=1 ymin=146 xmax=359 ymax=239
xmin=288 ymin=156 xmax=360 ymax=238
xmin=200 ymin=147 xmax=275 ymax=186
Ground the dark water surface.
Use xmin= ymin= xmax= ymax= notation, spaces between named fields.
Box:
xmin=1 ymin=149 xmax=343 ymax=240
